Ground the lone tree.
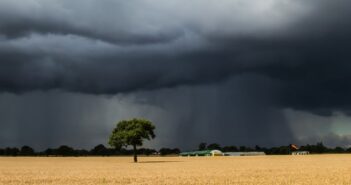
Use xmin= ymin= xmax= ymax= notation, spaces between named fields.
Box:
xmin=109 ymin=118 xmax=156 ymax=162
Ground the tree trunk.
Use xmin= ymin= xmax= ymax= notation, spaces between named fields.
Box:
xmin=133 ymin=144 xmax=138 ymax=163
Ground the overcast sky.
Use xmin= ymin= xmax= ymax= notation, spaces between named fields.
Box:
xmin=1 ymin=0 xmax=351 ymax=150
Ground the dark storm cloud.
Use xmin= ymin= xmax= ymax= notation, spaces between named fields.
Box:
xmin=1 ymin=0 xmax=351 ymax=149
xmin=0 ymin=0 xmax=183 ymax=45
xmin=0 ymin=0 xmax=349 ymax=103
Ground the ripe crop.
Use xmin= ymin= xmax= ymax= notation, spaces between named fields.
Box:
xmin=1 ymin=155 xmax=351 ymax=185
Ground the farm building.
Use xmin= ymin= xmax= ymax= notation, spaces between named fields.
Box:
xmin=180 ymin=150 xmax=223 ymax=157
xmin=291 ymin=151 xmax=310 ymax=155
xmin=224 ymin=152 xmax=266 ymax=156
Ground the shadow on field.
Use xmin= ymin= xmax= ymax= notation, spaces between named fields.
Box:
xmin=137 ymin=161 xmax=183 ymax=163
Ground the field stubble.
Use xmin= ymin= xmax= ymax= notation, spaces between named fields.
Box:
xmin=1 ymin=155 xmax=351 ymax=185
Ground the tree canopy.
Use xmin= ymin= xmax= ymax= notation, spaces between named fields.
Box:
xmin=109 ymin=118 xmax=156 ymax=162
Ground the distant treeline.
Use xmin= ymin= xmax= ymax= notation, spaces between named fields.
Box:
xmin=197 ymin=142 xmax=351 ymax=155
xmin=1 ymin=142 xmax=351 ymax=156
xmin=0 ymin=144 xmax=180 ymax=157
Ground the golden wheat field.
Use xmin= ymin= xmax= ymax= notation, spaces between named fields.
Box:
xmin=1 ymin=155 xmax=351 ymax=185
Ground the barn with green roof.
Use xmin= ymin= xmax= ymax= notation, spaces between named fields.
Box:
xmin=180 ymin=150 xmax=223 ymax=157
